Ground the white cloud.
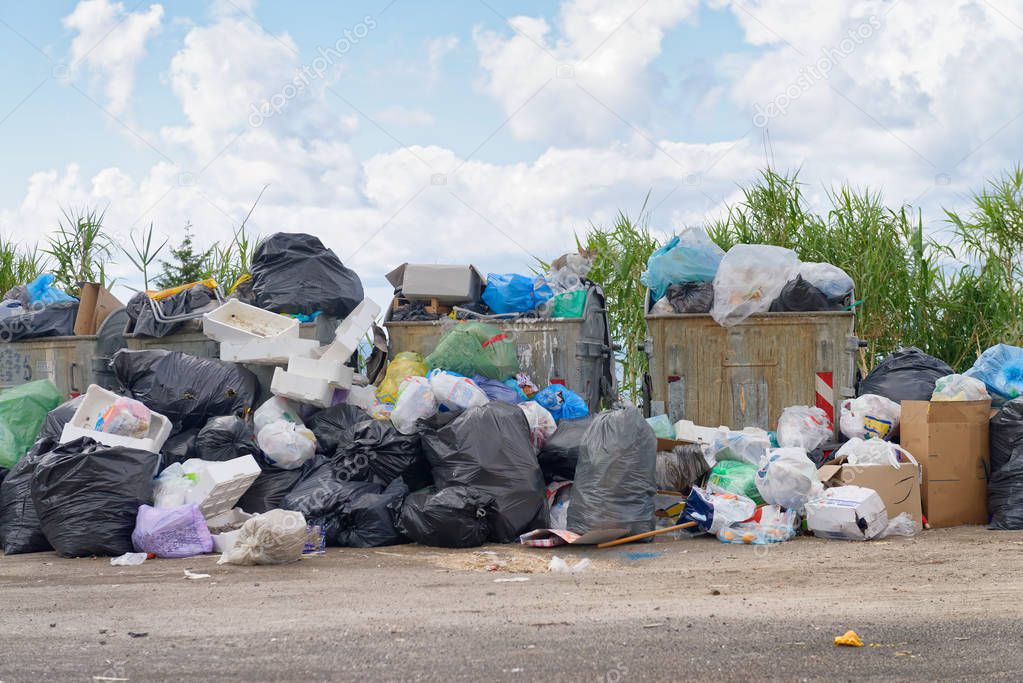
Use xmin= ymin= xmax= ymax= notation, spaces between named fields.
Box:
xmin=426 ymin=35 xmax=459 ymax=82
xmin=374 ymin=106 xmax=435 ymax=127
xmin=64 ymin=0 xmax=164 ymax=116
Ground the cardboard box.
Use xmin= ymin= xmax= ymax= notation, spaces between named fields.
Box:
xmin=806 ymin=485 xmax=889 ymax=540
xmin=74 ymin=283 xmax=122 ymax=336
xmin=385 ymin=264 xmax=484 ymax=303
xmin=899 ymin=400 xmax=990 ymax=528
xmin=818 ymin=449 xmax=923 ymax=524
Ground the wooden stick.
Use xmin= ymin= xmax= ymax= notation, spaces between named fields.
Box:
xmin=596 ymin=521 xmax=698 ymax=549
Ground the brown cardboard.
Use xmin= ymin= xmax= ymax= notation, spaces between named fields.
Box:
xmin=73 ymin=283 xmax=122 ymax=336
xmin=656 ymin=437 xmax=697 ymax=452
xmin=818 ymin=454 xmax=922 ymax=525
xmin=899 ymin=400 xmax=990 ymax=528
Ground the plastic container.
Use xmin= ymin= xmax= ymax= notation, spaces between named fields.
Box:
xmin=202 ymin=299 xmax=299 ymax=343
xmin=270 ymin=367 xmax=335 ymax=408
xmin=60 ymin=384 xmax=171 ymax=453
xmin=673 ymin=419 xmax=727 ymax=445
xmin=287 ymin=356 xmax=355 ymax=389
xmin=184 ymin=454 xmax=261 ymax=518
xmin=219 ymin=336 xmax=319 ymax=365
xmin=206 ymin=507 xmax=255 ymax=553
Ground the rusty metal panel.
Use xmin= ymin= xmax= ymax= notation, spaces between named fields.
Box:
xmin=646 ymin=312 xmax=856 ymax=436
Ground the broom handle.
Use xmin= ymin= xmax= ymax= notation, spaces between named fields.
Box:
xmin=596 ymin=521 xmax=698 ymax=549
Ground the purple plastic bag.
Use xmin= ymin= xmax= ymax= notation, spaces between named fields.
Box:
xmin=472 ymin=374 xmax=522 ymax=404
xmin=131 ymin=504 xmax=213 ymax=558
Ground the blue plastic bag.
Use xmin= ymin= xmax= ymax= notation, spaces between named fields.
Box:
xmin=482 ymin=274 xmax=553 ymax=314
xmin=641 ymin=228 xmax=724 ymax=301
xmin=26 ymin=274 xmax=75 ymax=306
xmin=965 ymin=344 xmax=1023 ymax=405
xmin=473 ymin=374 xmax=523 ymax=404
xmin=533 ymin=385 xmax=588 ymax=422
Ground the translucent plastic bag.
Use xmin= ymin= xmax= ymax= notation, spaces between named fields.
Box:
xmin=26 ymin=273 xmax=75 ymax=306
xmin=518 ymin=401 xmax=557 ymax=449
xmin=710 ymin=428 xmax=771 ymax=467
xmin=834 ymin=437 xmax=909 ymax=467
xmin=776 ymin=405 xmax=831 ymax=451
xmin=932 ymin=373 xmax=990 ymax=402
xmin=256 ymin=421 xmax=317 ymax=470
xmin=253 ymin=396 xmax=304 ymax=434
xmin=755 ymin=447 xmax=823 ymax=511
xmin=482 ymin=273 xmax=553 ymax=314
xmin=717 ymin=505 xmax=798 ymax=545
xmin=840 ymin=394 xmax=900 ymax=441
xmin=95 ymin=397 xmax=151 ymax=439
xmin=131 ymin=503 xmax=213 ymax=558
xmin=707 ymin=460 xmax=764 ymax=505
xmin=426 ymin=322 xmax=520 ymax=381
xmin=797 ymin=262 xmax=854 ymax=302
xmin=427 ymin=370 xmax=489 ymax=411
xmin=965 ymin=344 xmax=1023 ymax=404
xmin=217 ymin=509 xmax=307 ymax=565
xmin=877 ymin=512 xmax=920 ymax=538
xmin=682 ymin=485 xmax=756 ymax=534
xmin=641 ymin=228 xmax=725 ymax=301
xmin=646 ymin=414 xmax=674 ymax=439
xmin=533 ymin=385 xmax=588 ymax=422
xmin=711 ymin=244 xmax=799 ymax=327
xmin=390 ymin=376 xmax=438 ymax=435
xmin=377 ymin=352 xmax=428 ymax=404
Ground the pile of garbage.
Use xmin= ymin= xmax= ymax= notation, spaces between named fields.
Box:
xmin=643 ymin=228 xmax=855 ymax=325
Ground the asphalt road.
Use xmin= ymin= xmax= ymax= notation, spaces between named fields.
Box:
xmin=2 ymin=526 xmax=1022 ymax=682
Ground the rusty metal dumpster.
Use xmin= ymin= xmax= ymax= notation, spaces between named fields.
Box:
xmin=644 ymin=311 xmax=857 ymax=436
xmin=0 ymin=335 xmax=97 ymax=396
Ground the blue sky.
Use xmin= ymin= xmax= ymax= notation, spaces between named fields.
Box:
xmin=1 ymin=1 xmax=1022 ymax=302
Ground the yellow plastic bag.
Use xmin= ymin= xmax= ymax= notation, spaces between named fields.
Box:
xmin=377 ymin=352 xmax=428 ymax=404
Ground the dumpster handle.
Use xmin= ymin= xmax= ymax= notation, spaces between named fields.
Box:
xmin=68 ymin=361 xmax=81 ymax=393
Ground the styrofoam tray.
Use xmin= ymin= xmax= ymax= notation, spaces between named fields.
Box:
xmin=60 ymin=384 xmax=171 ymax=453
xmin=219 ymin=336 xmax=320 ymax=365
xmin=271 ymin=367 xmax=335 ymax=408
xmin=203 ymin=299 xmax=299 ymax=343
xmin=286 ymin=356 xmax=354 ymax=388
xmin=321 ymin=298 xmax=381 ymax=363
xmin=207 ymin=508 xmax=254 ymax=553
xmin=185 ymin=454 xmax=261 ymax=519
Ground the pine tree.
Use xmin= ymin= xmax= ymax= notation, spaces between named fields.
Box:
xmin=153 ymin=224 xmax=212 ymax=289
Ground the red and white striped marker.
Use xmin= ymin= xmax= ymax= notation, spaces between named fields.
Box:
xmin=815 ymin=371 xmax=835 ymax=426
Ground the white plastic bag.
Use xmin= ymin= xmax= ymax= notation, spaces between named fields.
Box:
xmin=833 ymin=437 xmax=911 ymax=467
xmin=518 ymin=401 xmax=557 ymax=449
xmin=755 ymin=447 xmax=824 ymax=511
xmin=254 ymin=396 xmax=304 ymax=434
xmin=931 ymin=374 xmax=990 ymax=402
xmin=346 ymin=385 xmax=379 ymax=412
xmin=710 ymin=428 xmax=771 ymax=466
xmin=776 ymin=406 xmax=832 ymax=451
xmin=153 ymin=459 xmax=207 ymax=508
xmin=798 ymin=262 xmax=854 ymax=301
xmin=217 ymin=509 xmax=307 ymax=565
xmin=428 ymin=370 xmax=489 ymax=411
xmin=390 ymin=376 xmax=438 ymax=435
xmin=876 ymin=512 xmax=920 ymax=538
xmin=840 ymin=394 xmax=901 ymax=440
xmin=711 ymin=244 xmax=799 ymax=327
xmin=256 ymin=421 xmax=317 ymax=470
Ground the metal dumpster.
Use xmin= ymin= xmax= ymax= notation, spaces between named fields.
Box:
xmin=385 ymin=285 xmax=616 ymax=411
xmin=0 ymin=335 xmax=97 ymax=396
xmin=644 ymin=311 xmax=858 ymax=436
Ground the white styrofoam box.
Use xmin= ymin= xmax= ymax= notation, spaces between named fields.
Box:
xmin=287 ymin=356 xmax=354 ymax=389
xmin=271 ymin=367 xmax=335 ymax=408
xmin=185 ymin=454 xmax=261 ymax=519
xmin=219 ymin=336 xmax=320 ymax=365
xmin=60 ymin=384 xmax=171 ymax=453
xmin=805 ymin=485 xmax=888 ymax=541
xmin=203 ymin=299 xmax=299 ymax=343
xmin=207 ymin=508 xmax=255 ymax=553
xmin=321 ymin=298 xmax=381 ymax=363
xmin=673 ymin=419 xmax=729 ymax=445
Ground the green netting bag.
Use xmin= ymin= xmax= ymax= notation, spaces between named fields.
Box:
xmin=426 ymin=322 xmax=519 ymax=380
xmin=551 ymin=289 xmax=586 ymax=318
xmin=706 ymin=460 xmax=764 ymax=505
xmin=0 ymin=380 xmax=62 ymax=468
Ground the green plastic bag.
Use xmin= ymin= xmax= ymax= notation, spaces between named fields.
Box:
xmin=706 ymin=460 xmax=764 ymax=505
xmin=551 ymin=289 xmax=586 ymax=318
xmin=0 ymin=380 xmax=62 ymax=469
xmin=426 ymin=322 xmax=519 ymax=380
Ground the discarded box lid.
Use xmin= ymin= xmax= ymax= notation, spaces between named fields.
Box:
xmin=805 ymin=485 xmax=888 ymax=541
xmin=320 ymin=298 xmax=381 ymax=363
xmin=286 ymin=356 xmax=354 ymax=389
xmin=673 ymin=419 xmax=727 ymax=445
xmin=385 ymin=264 xmax=485 ymax=303
xmin=185 ymin=455 xmax=261 ymax=519
xmin=219 ymin=336 xmax=320 ymax=365
xmin=60 ymin=384 xmax=172 ymax=453
xmin=270 ymin=367 xmax=335 ymax=408
xmin=203 ymin=299 xmax=300 ymax=344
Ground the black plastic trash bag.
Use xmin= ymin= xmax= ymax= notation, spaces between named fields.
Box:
xmin=0 ymin=302 xmax=78 ymax=342
xmin=568 ymin=407 xmax=657 ymax=536
xmin=990 ymin=399 xmax=1023 ymax=473
xmin=989 ymin=450 xmax=1023 ymax=530
xmin=0 ymin=437 xmax=57 ymax=555
xmin=235 ymin=452 xmax=309 ymax=513
xmin=656 ymin=443 xmax=710 ymax=492
xmin=308 ymin=404 xmax=369 ymax=455
xmin=537 ymin=415 xmax=593 ymax=483
xmin=160 ymin=428 xmax=199 ymax=467
xmin=125 ymin=284 xmax=218 ymax=338
xmin=335 ymin=478 xmax=409 ymax=548
xmin=333 ymin=418 xmax=431 ymax=490
xmin=250 ymin=233 xmax=364 ymax=318
xmin=195 ymin=416 xmax=259 ymax=461
xmin=665 ymin=282 xmax=714 ymax=314
xmin=420 ymin=403 xmax=545 ymax=543
xmin=113 ymin=349 xmax=260 ymax=433
xmin=769 ymin=275 xmax=843 ymax=312
xmin=36 ymin=396 xmax=83 ymax=442
xmin=281 ymin=458 xmax=381 ymax=545
xmin=857 ymin=347 xmax=954 ymax=403
xmin=31 ymin=437 xmax=158 ymax=557
xmin=397 ymin=485 xmax=496 ymax=548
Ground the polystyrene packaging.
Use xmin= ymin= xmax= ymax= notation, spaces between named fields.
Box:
xmin=776 ymin=405 xmax=832 ymax=451
xmin=840 ymin=394 xmax=901 ymax=440
xmin=253 ymin=396 xmax=304 ymax=434
xmin=931 ymin=374 xmax=990 ymax=402
xmin=711 ymin=244 xmax=799 ymax=327
xmin=428 ymin=370 xmax=489 ymax=411
xmin=95 ymin=397 xmax=151 ymax=438
xmin=518 ymin=401 xmax=557 ymax=449
xmin=256 ymin=421 xmax=317 ymax=470
xmin=390 ymin=376 xmax=438 ymax=435
xmin=755 ymin=447 xmax=823 ymax=511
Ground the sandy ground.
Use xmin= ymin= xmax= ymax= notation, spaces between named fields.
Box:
xmin=2 ymin=526 xmax=1023 ymax=682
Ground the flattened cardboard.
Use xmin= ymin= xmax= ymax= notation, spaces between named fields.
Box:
xmin=900 ymin=399 xmax=990 ymax=528
xmin=74 ymin=283 xmax=122 ymax=336
xmin=818 ymin=452 xmax=922 ymax=524
xmin=385 ymin=263 xmax=485 ymax=303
